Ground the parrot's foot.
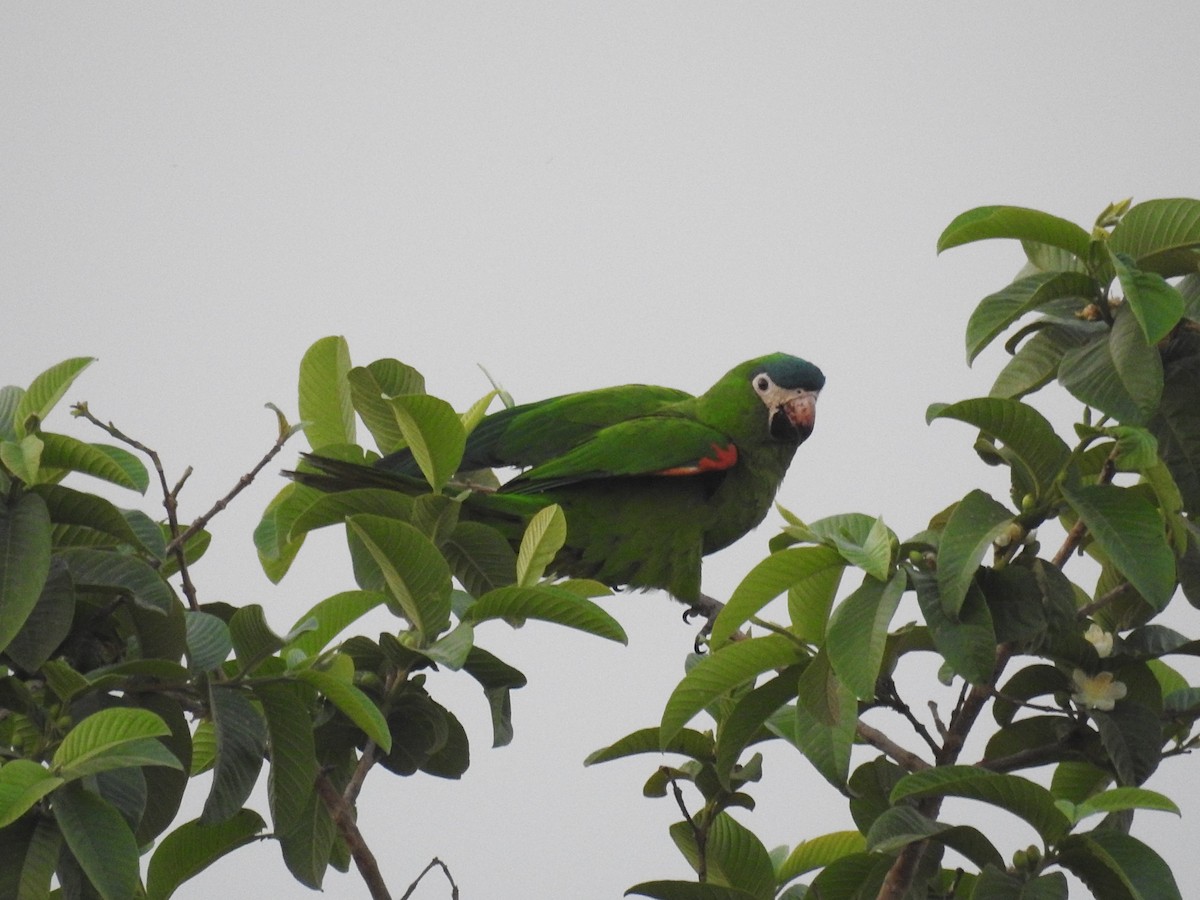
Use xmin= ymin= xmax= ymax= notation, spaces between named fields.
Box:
xmin=682 ymin=593 xmax=726 ymax=653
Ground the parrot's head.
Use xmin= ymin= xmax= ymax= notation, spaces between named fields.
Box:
xmin=749 ymin=354 xmax=825 ymax=445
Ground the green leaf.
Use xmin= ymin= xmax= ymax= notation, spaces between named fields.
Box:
xmin=286 ymin=589 xmax=388 ymax=657
xmin=256 ymin=682 xmax=318 ymax=838
xmin=827 ymin=572 xmax=906 ymax=700
xmin=31 ymin=483 xmax=153 ymax=553
xmin=294 ymin=663 xmax=392 ymax=752
xmin=1057 ymin=829 xmax=1182 ymax=900
xmin=779 ymin=674 xmax=857 ymax=788
xmin=228 ymin=604 xmax=285 ymax=670
xmin=298 ymin=336 xmax=355 ymax=449
xmin=201 ymin=685 xmax=267 ymax=825
xmin=935 ymin=489 xmax=1013 ymax=617
xmin=711 ymin=545 xmax=844 ymax=647
xmin=704 ymin=812 xmax=777 ymax=900
xmin=990 ymin=321 xmax=1099 ymax=400
xmin=462 ymin=647 xmax=527 ymax=748
xmin=776 ymin=830 xmax=867 ymax=884
xmin=0 ymin=760 xmax=63 ymax=829
xmin=59 ymin=546 xmax=175 ymax=615
xmin=346 ymin=514 xmax=452 ymax=638
xmin=1070 ymin=787 xmax=1179 ymax=823
xmin=966 ymin=271 xmax=1098 ymax=363
xmin=890 ymin=765 xmax=1071 ymax=843
xmin=464 ymin=583 xmax=626 ymax=643
xmin=1061 ymin=482 xmax=1175 ymax=610
xmin=442 ymin=521 xmax=518 ymax=597
xmin=1111 ymin=253 xmax=1185 ymax=345
xmin=938 ymin=206 xmax=1091 ymax=259
xmin=347 ymin=358 xmax=426 ymax=454
xmin=54 ymin=781 xmax=140 ymax=900
xmin=58 ymin=737 xmax=182 ymax=782
xmin=52 ymin=707 xmax=172 ymax=777
xmin=14 ymin=357 xmax=94 ymax=436
xmin=913 ymin=572 xmax=998 ymax=686
xmin=929 ymin=398 xmax=1071 ymax=500
xmin=866 ymin=806 xmax=1004 ymax=871
xmin=1090 ymin=704 xmax=1163 ymax=786
xmin=660 ymin=635 xmax=805 ymax=747
xmin=387 ymin=394 xmax=466 ymax=491
xmin=277 ymin=784 xmax=335 ymax=889
xmin=3 ymin=558 xmax=74 ymax=672
xmin=0 ymin=814 xmax=61 ymax=898
xmin=585 ymin=727 xmax=714 ymax=767
xmin=0 ymin=385 xmax=23 ymax=442
xmin=38 ymin=433 xmax=148 ymax=492
xmin=184 ymin=611 xmax=233 ymax=671
xmin=1060 ymin=304 xmax=1163 ymax=425
xmin=515 ymin=504 xmax=567 ymax=587
xmin=1 ymin=433 xmax=43 ymax=484
xmin=145 ymin=810 xmax=266 ymax=900
xmin=714 ymin=668 xmax=801 ymax=786
xmin=973 ymin=868 xmax=1068 ymax=900
xmin=1109 ymin=197 xmax=1200 ymax=278
xmin=0 ymin=491 xmax=52 ymax=655
xmin=1150 ymin=354 xmax=1200 ymax=517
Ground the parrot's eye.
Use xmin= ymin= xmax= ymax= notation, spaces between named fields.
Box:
xmin=754 ymin=376 xmax=771 ymax=393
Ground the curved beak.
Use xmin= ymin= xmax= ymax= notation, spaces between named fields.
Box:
xmin=771 ymin=389 xmax=818 ymax=443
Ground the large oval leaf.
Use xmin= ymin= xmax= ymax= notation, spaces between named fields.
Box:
xmin=13 ymin=357 xmax=94 ymax=436
xmin=515 ymin=504 xmax=567 ymax=587
xmin=54 ymin=781 xmax=140 ymax=900
xmin=1109 ymin=197 xmax=1200 ymax=278
xmin=146 ymin=809 xmax=266 ymax=900
xmin=1057 ymin=830 xmax=1182 ymax=900
xmin=0 ymin=491 xmax=52 ymax=654
xmin=38 ymin=433 xmax=149 ymax=493
xmin=827 ymin=572 xmax=906 ymax=700
xmin=1061 ymin=482 xmax=1175 ymax=610
xmin=464 ymin=583 xmax=626 ymax=644
xmin=966 ymin=271 xmax=1098 ymax=364
xmin=890 ymin=765 xmax=1071 ymax=843
xmin=387 ymin=394 xmax=466 ymax=491
xmin=935 ymin=489 xmax=1013 ymax=618
xmin=1059 ymin=305 xmax=1163 ymax=425
xmin=1111 ymin=253 xmax=1185 ymax=345
xmin=298 ymin=336 xmax=355 ymax=450
xmin=711 ymin=546 xmax=844 ymax=647
xmin=346 ymin=514 xmax=452 ymax=638
xmin=928 ymin=398 xmax=1070 ymax=500
xmin=660 ymin=634 xmax=806 ymax=747
xmin=938 ymin=206 xmax=1091 ymax=259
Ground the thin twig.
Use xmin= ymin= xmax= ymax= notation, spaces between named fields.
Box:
xmin=667 ymin=770 xmax=706 ymax=882
xmin=72 ymin=403 xmax=202 ymax=610
xmin=855 ymin=720 xmax=930 ymax=772
xmin=399 ymin=858 xmax=460 ymax=900
xmin=315 ymin=770 xmax=393 ymax=900
xmin=1076 ymin=581 xmax=1132 ymax=620
xmin=164 ymin=425 xmax=294 ymax=555
xmin=878 ymin=679 xmax=941 ymax=756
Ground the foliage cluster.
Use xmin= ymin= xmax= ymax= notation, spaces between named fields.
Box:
xmin=591 ymin=198 xmax=1200 ymax=899
xmin=0 ymin=340 xmax=625 ymax=898
xmin=0 ymin=197 xmax=1197 ymax=899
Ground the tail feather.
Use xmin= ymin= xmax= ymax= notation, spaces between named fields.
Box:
xmin=287 ymin=453 xmax=429 ymax=494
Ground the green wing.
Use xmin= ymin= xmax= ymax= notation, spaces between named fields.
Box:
xmin=379 ymin=383 xmax=691 ymax=475
xmin=501 ymin=412 xmax=739 ymax=493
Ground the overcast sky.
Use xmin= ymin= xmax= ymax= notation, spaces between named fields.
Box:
xmin=4 ymin=5 xmax=1199 ymax=898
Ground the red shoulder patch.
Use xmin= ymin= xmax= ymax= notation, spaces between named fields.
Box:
xmin=655 ymin=442 xmax=738 ymax=477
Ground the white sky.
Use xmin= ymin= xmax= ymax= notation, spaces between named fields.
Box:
xmin=3 ymin=4 xmax=1199 ymax=898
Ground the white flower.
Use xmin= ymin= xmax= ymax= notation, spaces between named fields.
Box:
xmin=1084 ymin=624 xmax=1114 ymax=659
xmin=1071 ymin=669 xmax=1127 ymax=711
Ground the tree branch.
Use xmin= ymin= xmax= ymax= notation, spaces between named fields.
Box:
xmin=399 ymin=858 xmax=460 ymax=900
xmin=315 ymin=770 xmax=393 ymax=900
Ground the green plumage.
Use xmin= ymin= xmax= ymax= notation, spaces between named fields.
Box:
xmin=295 ymin=353 xmax=824 ymax=605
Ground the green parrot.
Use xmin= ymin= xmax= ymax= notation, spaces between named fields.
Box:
xmin=294 ymin=353 xmax=824 ymax=611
